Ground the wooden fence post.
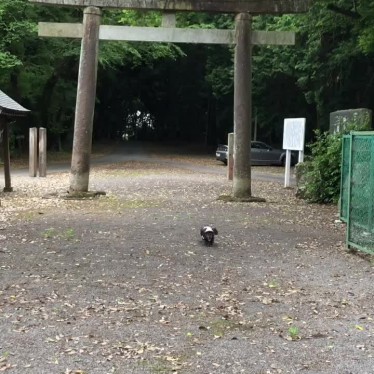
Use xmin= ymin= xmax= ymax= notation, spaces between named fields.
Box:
xmin=38 ymin=127 xmax=47 ymax=177
xmin=29 ymin=127 xmax=38 ymax=177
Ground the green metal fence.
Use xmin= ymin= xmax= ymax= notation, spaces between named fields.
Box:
xmin=345 ymin=131 xmax=374 ymax=254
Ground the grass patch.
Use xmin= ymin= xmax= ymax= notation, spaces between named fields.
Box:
xmin=15 ymin=211 xmax=39 ymax=222
xmin=138 ymin=356 xmax=184 ymax=374
xmin=63 ymin=228 xmax=76 ymax=240
xmin=208 ymin=319 xmax=253 ymax=337
xmin=43 ymin=228 xmax=58 ymax=239
xmin=120 ymin=199 xmax=162 ymax=209
xmin=96 ymin=196 xmax=163 ymax=210
xmin=209 ymin=319 xmax=235 ymax=337
xmin=288 ymin=326 xmax=301 ymax=340
xmin=42 ymin=227 xmax=77 ymax=240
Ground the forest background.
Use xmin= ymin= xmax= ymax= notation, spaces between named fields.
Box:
xmin=1 ymin=0 xmax=374 ymax=152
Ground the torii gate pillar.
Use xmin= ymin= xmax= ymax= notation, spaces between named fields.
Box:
xmin=233 ymin=13 xmax=252 ymax=198
xmin=70 ymin=6 xmax=101 ymax=193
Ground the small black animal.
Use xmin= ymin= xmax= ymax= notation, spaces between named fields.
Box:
xmin=200 ymin=225 xmax=218 ymax=246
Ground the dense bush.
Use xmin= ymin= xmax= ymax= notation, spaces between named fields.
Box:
xmin=297 ymin=131 xmax=342 ymax=203
xmin=297 ymin=124 xmax=370 ymax=204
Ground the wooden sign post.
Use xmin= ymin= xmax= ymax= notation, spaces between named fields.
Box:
xmin=29 ymin=0 xmax=310 ymax=198
xmin=29 ymin=127 xmax=38 ymax=177
xmin=39 ymin=127 xmax=47 ymax=177
xmin=29 ymin=127 xmax=48 ymax=177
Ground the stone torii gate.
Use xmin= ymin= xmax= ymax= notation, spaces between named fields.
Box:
xmin=29 ymin=0 xmax=310 ymax=198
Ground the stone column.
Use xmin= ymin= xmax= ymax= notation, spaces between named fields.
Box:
xmin=69 ymin=6 xmax=101 ymax=193
xmin=233 ymin=13 xmax=252 ymax=198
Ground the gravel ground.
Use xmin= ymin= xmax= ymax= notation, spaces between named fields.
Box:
xmin=0 ymin=157 xmax=373 ymax=374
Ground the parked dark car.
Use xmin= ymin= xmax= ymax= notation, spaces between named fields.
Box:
xmin=216 ymin=141 xmax=297 ymax=166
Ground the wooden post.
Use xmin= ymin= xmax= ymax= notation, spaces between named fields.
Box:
xmin=2 ymin=120 xmax=12 ymax=192
xmin=69 ymin=6 xmax=101 ymax=193
xmin=227 ymin=132 xmax=234 ymax=180
xmin=233 ymin=13 xmax=252 ymax=198
xmin=38 ymin=127 xmax=47 ymax=177
xmin=29 ymin=127 xmax=38 ymax=177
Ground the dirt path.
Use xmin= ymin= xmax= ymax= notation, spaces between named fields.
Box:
xmin=0 ymin=157 xmax=373 ymax=374
xmin=6 ymin=141 xmax=293 ymax=184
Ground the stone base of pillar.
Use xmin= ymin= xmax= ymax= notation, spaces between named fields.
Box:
xmin=64 ymin=190 xmax=106 ymax=200
xmin=217 ymin=195 xmax=266 ymax=203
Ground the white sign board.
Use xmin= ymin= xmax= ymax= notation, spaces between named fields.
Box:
xmin=282 ymin=118 xmax=306 ymax=151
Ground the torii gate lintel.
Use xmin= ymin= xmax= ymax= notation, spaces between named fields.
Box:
xmin=29 ymin=0 xmax=311 ymax=14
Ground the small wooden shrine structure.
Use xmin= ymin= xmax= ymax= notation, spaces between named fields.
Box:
xmin=0 ymin=89 xmax=30 ymax=192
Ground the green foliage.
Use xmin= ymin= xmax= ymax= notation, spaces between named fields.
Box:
xmin=115 ymin=9 xmax=184 ymax=67
xmin=288 ymin=326 xmax=301 ymax=340
xmin=0 ymin=52 xmax=22 ymax=70
xmin=357 ymin=0 xmax=374 ymax=54
xmin=250 ymin=0 xmax=374 ymax=141
xmin=0 ymin=0 xmax=36 ymax=70
xmin=118 ymin=10 xmax=161 ymax=27
xmin=300 ymin=124 xmax=371 ymax=204
xmin=300 ymin=130 xmax=343 ymax=204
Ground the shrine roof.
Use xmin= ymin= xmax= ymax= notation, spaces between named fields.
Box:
xmin=0 ymin=90 xmax=30 ymax=117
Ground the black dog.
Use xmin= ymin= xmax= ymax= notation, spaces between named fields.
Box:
xmin=200 ymin=225 xmax=218 ymax=246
